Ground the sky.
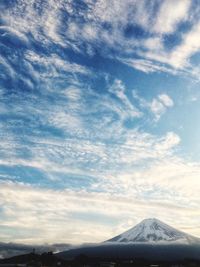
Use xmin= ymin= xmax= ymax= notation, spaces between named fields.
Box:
xmin=0 ymin=0 xmax=200 ymax=245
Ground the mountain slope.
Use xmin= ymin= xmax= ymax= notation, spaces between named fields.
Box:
xmin=106 ymin=218 xmax=198 ymax=243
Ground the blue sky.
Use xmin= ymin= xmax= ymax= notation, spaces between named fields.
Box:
xmin=0 ymin=0 xmax=200 ymax=244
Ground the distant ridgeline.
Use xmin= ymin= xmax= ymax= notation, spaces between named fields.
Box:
xmin=0 ymin=242 xmax=71 ymax=259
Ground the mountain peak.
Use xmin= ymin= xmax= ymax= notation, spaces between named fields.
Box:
xmin=106 ymin=218 xmax=196 ymax=243
xmin=140 ymin=218 xmax=160 ymax=224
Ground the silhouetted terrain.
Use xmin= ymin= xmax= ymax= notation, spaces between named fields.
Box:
xmin=0 ymin=242 xmax=71 ymax=259
xmin=0 ymin=252 xmax=65 ymax=266
xmin=58 ymin=243 xmax=200 ymax=261
xmin=1 ymin=250 xmax=200 ymax=267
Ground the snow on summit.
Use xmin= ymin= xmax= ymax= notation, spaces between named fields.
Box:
xmin=106 ymin=218 xmax=198 ymax=243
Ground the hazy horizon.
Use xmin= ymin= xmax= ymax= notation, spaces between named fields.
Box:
xmin=0 ymin=0 xmax=200 ymax=245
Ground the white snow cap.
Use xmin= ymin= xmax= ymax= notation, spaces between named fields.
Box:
xmin=106 ymin=218 xmax=197 ymax=243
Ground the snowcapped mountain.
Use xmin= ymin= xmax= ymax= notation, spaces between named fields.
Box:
xmin=58 ymin=218 xmax=200 ymax=261
xmin=106 ymin=218 xmax=198 ymax=243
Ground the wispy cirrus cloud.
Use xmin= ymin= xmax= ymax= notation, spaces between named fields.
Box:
xmin=152 ymin=0 xmax=191 ymax=34
xmin=132 ymin=90 xmax=174 ymax=121
xmin=1 ymin=0 xmax=198 ymax=75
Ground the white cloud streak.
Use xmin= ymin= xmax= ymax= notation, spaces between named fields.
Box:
xmin=132 ymin=91 xmax=174 ymax=121
xmin=153 ymin=0 xmax=191 ymax=34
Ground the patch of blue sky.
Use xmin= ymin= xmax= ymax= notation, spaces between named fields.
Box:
xmin=50 ymin=172 xmax=99 ymax=191
xmin=163 ymin=33 xmax=183 ymax=51
xmin=0 ymin=165 xmax=97 ymax=191
xmin=31 ymin=0 xmax=49 ymax=17
xmin=33 ymin=125 xmax=66 ymax=139
xmin=88 ymin=58 xmax=175 ymax=101
xmin=0 ymin=206 xmax=4 ymax=217
xmin=71 ymin=211 xmax=120 ymax=226
xmin=123 ymin=117 xmax=143 ymax=130
xmin=123 ymin=24 xmax=149 ymax=40
xmin=0 ymin=29 xmax=27 ymax=50
xmin=0 ymin=165 xmax=48 ymax=185
xmin=101 ymin=21 xmax=113 ymax=34
xmin=190 ymin=51 xmax=200 ymax=66
xmin=175 ymin=100 xmax=200 ymax=160
xmin=163 ymin=21 xmax=193 ymax=51
xmin=0 ymin=117 xmax=62 ymax=141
